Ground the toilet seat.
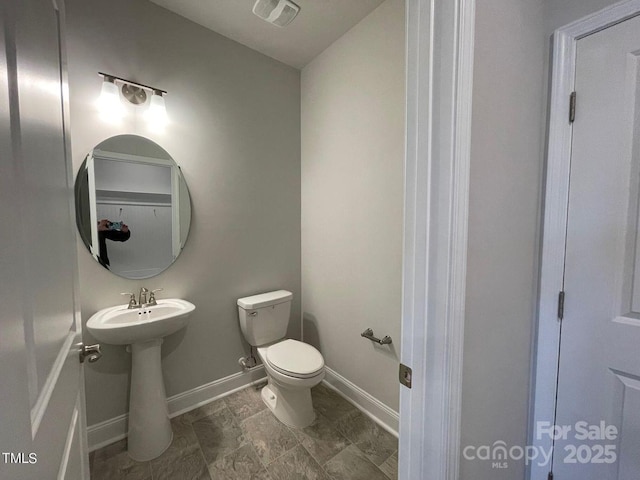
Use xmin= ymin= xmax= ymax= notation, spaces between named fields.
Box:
xmin=265 ymin=339 xmax=324 ymax=379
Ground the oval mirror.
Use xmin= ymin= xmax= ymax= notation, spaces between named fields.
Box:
xmin=74 ymin=135 xmax=191 ymax=279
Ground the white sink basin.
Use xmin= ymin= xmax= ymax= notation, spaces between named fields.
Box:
xmin=86 ymin=298 xmax=195 ymax=345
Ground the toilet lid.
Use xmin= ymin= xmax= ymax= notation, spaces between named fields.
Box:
xmin=266 ymin=339 xmax=324 ymax=378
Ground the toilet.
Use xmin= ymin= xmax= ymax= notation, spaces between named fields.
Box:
xmin=237 ymin=290 xmax=325 ymax=428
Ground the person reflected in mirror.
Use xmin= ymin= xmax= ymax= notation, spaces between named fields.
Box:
xmin=97 ymin=219 xmax=131 ymax=269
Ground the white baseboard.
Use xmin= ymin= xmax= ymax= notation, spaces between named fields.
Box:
xmin=87 ymin=366 xmax=266 ymax=452
xmin=87 ymin=414 xmax=128 ymax=453
xmin=168 ymin=366 xmax=266 ymax=418
xmin=322 ymin=366 xmax=399 ymax=437
xmin=88 ymin=364 xmax=399 ymax=451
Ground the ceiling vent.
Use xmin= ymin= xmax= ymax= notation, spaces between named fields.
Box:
xmin=252 ymin=0 xmax=300 ymax=27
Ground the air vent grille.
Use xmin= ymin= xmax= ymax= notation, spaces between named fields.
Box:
xmin=253 ymin=0 xmax=300 ymax=27
xmin=252 ymin=0 xmax=279 ymax=20
xmin=272 ymin=4 xmax=298 ymax=27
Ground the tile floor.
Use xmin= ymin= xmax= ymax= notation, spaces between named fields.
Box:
xmin=90 ymin=382 xmax=398 ymax=480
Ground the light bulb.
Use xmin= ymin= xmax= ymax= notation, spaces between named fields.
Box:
xmin=145 ymin=91 xmax=168 ymax=131
xmin=96 ymin=78 xmax=124 ymax=121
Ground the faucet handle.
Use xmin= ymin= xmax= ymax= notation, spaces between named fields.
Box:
xmin=148 ymin=288 xmax=163 ymax=306
xmin=120 ymin=292 xmax=137 ymax=309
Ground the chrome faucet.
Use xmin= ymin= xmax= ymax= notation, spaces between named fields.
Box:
xmin=148 ymin=288 xmax=163 ymax=306
xmin=138 ymin=287 xmax=149 ymax=306
xmin=121 ymin=287 xmax=162 ymax=309
xmin=121 ymin=292 xmax=138 ymax=309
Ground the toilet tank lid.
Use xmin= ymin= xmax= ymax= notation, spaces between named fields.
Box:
xmin=237 ymin=290 xmax=293 ymax=309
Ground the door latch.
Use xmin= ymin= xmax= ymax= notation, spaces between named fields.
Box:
xmin=79 ymin=343 xmax=102 ymax=363
xmin=399 ymin=363 xmax=412 ymax=388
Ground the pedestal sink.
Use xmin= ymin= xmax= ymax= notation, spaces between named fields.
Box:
xmin=86 ymin=299 xmax=195 ymax=461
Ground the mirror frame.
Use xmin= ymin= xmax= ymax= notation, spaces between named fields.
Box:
xmin=74 ymin=135 xmax=192 ymax=279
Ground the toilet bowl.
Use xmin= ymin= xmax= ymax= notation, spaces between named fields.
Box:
xmin=237 ymin=290 xmax=325 ymax=428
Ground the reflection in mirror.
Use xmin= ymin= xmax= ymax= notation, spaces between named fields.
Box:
xmin=75 ymin=135 xmax=191 ymax=279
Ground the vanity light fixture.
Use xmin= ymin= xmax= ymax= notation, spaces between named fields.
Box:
xmin=97 ymin=75 xmax=124 ymax=120
xmin=97 ymin=72 xmax=168 ymax=126
xmin=145 ymin=89 xmax=168 ymax=131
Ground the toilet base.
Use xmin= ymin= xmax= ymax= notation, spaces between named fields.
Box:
xmin=261 ymin=382 xmax=315 ymax=428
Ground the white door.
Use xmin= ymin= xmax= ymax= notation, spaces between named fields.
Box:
xmin=0 ymin=0 xmax=90 ymax=478
xmin=552 ymin=13 xmax=640 ymax=479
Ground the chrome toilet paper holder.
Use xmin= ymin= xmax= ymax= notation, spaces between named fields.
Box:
xmin=361 ymin=328 xmax=392 ymax=345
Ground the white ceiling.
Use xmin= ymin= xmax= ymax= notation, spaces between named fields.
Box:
xmin=149 ymin=0 xmax=386 ymax=69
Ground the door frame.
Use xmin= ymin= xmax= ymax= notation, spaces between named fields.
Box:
xmin=530 ymin=1 xmax=640 ymax=480
xmin=399 ymin=0 xmax=475 ymax=478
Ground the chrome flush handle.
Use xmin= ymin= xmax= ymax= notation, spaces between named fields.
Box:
xmin=79 ymin=343 xmax=102 ymax=363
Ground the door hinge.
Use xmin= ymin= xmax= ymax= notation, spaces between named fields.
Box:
xmin=569 ymin=91 xmax=576 ymax=123
xmin=548 ymin=471 xmax=554 ymax=480
xmin=399 ymin=363 xmax=412 ymax=388
xmin=558 ymin=291 xmax=565 ymax=320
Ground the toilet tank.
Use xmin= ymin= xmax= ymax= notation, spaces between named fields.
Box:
xmin=237 ymin=290 xmax=292 ymax=346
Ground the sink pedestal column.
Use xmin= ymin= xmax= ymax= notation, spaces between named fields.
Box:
xmin=127 ymin=338 xmax=173 ymax=461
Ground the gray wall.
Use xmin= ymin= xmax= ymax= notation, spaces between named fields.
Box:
xmin=546 ymin=0 xmax=622 ymax=33
xmin=460 ymin=0 xmax=622 ymax=479
xmin=301 ymin=0 xmax=405 ymax=413
xmin=66 ymin=0 xmax=301 ymax=426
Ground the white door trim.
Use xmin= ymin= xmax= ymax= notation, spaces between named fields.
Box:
xmin=530 ymin=2 xmax=640 ymax=480
xmin=399 ymin=0 xmax=475 ymax=478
